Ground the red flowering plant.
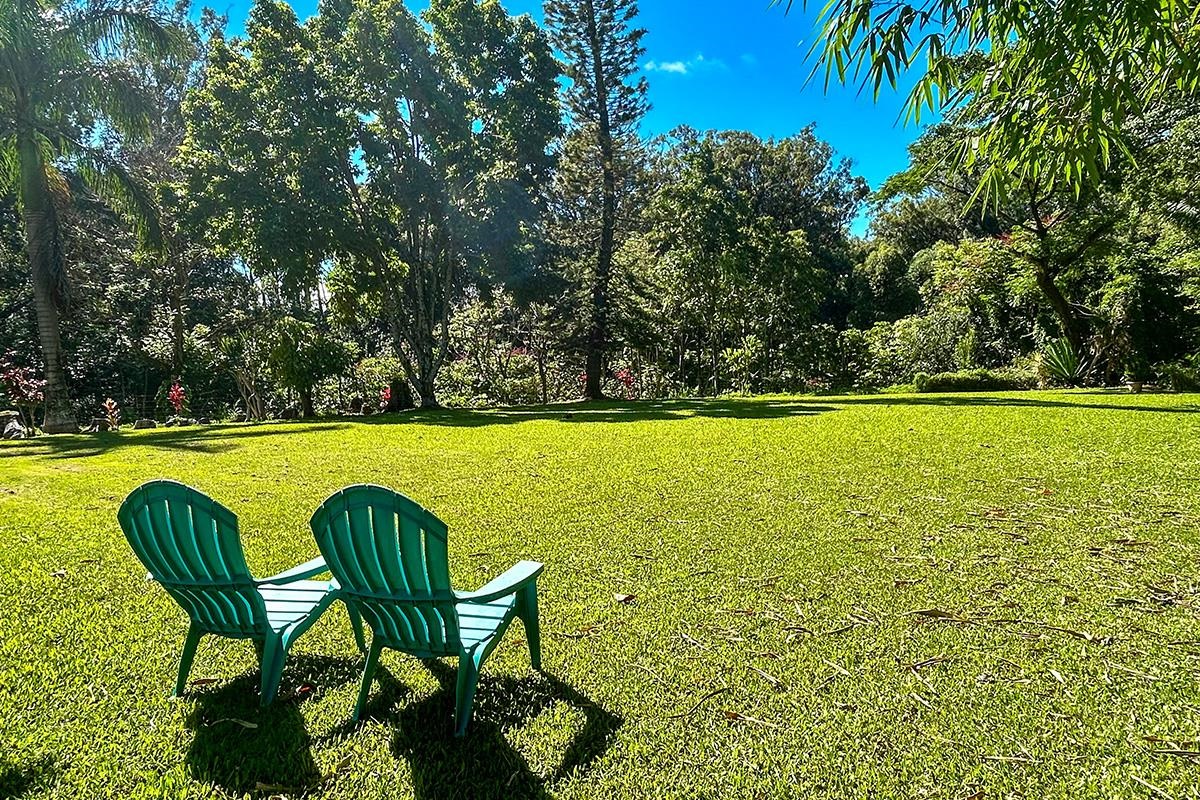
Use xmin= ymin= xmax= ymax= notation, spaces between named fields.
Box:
xmin=167 ymin=381 xmax=188 ymax=418
xmin=379 ymin=386 xmax=391 ymax=412
xmin=614 ymin=368 xmax=636 ymax=399
xmin=101 ymin=398 xmax=121 ymax=430
xmin=1 ymin=351 xmax=46 ymax=430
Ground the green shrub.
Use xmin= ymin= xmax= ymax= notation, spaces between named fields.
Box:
xmin=913 ymin=368 xmax=1036 ymax=393
xmin=1158 ymin=356 xmax=1200 ymax=391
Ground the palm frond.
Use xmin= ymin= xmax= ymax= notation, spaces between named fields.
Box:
xmin=51 ymin=126 xmax=163 ymax=249
xmin=0 ymin=133 xmax=19 ymax=191
xmin=50 ymin=60 xmax=156 ymax=140
xmin=57 ymin=2 xmax=186 ymax=62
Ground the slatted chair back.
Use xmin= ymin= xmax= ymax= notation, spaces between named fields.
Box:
xmin=118 ymin=479 xmax=266 ymax=637
xmin=309 ymin=485 xmax=461 ymax=657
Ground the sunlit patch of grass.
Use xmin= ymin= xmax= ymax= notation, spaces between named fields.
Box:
xmin=1 ymin=390 xmax=1199 ymax=798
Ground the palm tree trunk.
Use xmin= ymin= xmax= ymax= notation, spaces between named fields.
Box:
xmin=18 ymin=132 xmax=75 ymax=433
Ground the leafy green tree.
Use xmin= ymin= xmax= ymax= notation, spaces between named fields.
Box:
xmin=267 ymin=317 xmax=354 ymax=417
xmin=545 ymin=0 xmax=648 ymax=399
xmin=784 ymin=0 xmax=1200 ymax=205
xmin=0 ymin=0 xmax=183 ymax=431
xmin=851 ymin=193 xmax=997 ymax=326
xmin=639 ymin=128 xmax=864 ymax=392
xmin=881 ymin=123 xmax=1130 ymax=355
xmin=178 ymin=0 xmax=560 ymax=407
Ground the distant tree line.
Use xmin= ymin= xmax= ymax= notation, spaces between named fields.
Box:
xmin=2 ymin=0 xmax=1200 ymax=431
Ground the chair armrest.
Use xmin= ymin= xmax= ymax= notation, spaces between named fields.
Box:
xmin=255 ymin=556 xmax=329 ymax=585
xmin=455 ymin=560 xmax=543 ymax=604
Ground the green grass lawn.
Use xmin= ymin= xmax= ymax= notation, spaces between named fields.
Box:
xmin=2 ymin=391 xmax=1199 ymax=799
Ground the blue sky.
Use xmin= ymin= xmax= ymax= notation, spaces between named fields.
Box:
xmin=215 ymin=0 xmax=933 ymax=233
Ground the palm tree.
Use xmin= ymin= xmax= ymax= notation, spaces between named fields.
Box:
xmin=0 ymin=0 xmax=181 ymax=432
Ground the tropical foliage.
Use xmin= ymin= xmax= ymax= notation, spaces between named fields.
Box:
xmin=3 ymin=0 xmax=1200 ymax=430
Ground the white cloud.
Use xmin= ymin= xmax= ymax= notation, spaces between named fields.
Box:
xmin=646 ymin=59 xmax=689 ymax=74
xmin=644 ymin=53 xmax=728 ymax=77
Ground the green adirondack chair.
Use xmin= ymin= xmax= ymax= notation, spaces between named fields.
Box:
xmin=118 ymin=479 xmax=366 ymax=704
xmin=309 ymin=484 xmax=543 ymax=735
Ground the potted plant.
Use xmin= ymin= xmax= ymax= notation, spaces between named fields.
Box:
xmin=1123 ymin=355 xmax=1153 ymax=393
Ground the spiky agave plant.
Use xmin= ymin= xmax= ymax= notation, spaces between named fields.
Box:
xmin=1040 ymin=338 xmax=1092 ymax=387
xmin=0 ymin=0 xmax=184 ymax=432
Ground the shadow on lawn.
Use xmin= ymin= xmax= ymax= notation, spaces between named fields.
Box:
xmin=0 ymin=422 xmax=351 ymax=461
xmin=0 ymin=392 xmax=1190 ymax=461
xmin=184 ymin=653 xmax=360 ymax=795
xmin=359 ymin=397 xmax=837 ymax=428
xmin=0 ymin=755 xmax=56 ymax=799
xmin=181 ymin=654 xmax=616 ymax=799
xmin=828 ymin=393 xmax=1200 ymax=414
xmin=322 ymin=660 xmax=621 ymax=800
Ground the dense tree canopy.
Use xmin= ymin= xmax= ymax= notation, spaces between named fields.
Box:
xmin=4 ymin=0 xmax=1200 ymax=431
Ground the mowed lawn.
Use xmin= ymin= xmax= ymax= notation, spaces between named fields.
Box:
xmin=1 ymin=392 xmax=1199 ymax=799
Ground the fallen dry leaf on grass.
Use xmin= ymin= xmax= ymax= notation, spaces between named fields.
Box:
xmin=1143 ymin=736 xmax=1200 ymax=748
xmin=1150 ymin=749 xmax=1200 ymax=760
xmin=822 ymin=659 xmax=851 ymax=677
xmin=255 ymin=781 xmax=302 ymax=793
xmin=209 ymin=718 xmax=258 ymax=729
xmin=721 ymin=709 xmax=779 ymax=728
xmin=613 ymin=592 xmax=636 ymax=604
xmin=905 ymin=608 xmax=972 ymax=624
xmin=908 ymin=655 xmax=949 ymax=671
xmin=748 ymin=665 xmax=784 ymax=690
xmin=1130 ymin=774 xmax=1175 ymax=799
xmin=667 ymin=687 xmax=729 ymax=720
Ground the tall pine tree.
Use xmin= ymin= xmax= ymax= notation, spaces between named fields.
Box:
xmin=545 ymin=0 xmax=647 ymax=399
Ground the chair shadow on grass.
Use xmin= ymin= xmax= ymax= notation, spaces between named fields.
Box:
xmin=183 ymin=654 xmax=360 ymax=795
xmin=321 ymin=660 xmax=621 ymax=800
xmin=0 ymin=755 xmax=56 ymax=800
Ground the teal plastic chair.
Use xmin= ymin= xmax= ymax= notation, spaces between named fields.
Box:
xmin=309 ymin=485 xmax=543 ymax=735
xmin=118 ymin=480 xmax=365 ymax=704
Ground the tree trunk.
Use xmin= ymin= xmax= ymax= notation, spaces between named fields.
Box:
xmin=18 ymin=132 xmax=75 ymax=433
xmin=583 ymin=0 xmax=615 ymax=401
xmin=1034 ymin=261 xmax=1087 ymax=354
xmin=415 ymin=373 xmax=439 ymax=409
xmin=537 ymin=354 xmax=548 ymax=405
xmin=170 ymin=254 xmax=186 ymax=376
xmin=299 ymin=387 xmax=314 ymax=418
xmin=387 ymin=378 xmax=414 ymax=411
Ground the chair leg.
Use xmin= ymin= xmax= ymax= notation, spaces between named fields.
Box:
xmin=174 ymin=625 xmax=203 ymax=697
xmin=516 ymin=583 xmax=541 ymax=671
xmin=346 ymin=602 xmax=367 ymax=654
xmin=454 ymin=656 xmax=480 ymax=737
xmin=258 ymin=635 xmax=286 ymax=706
xmin=353 ymin=640 xmax=383 ymax=721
